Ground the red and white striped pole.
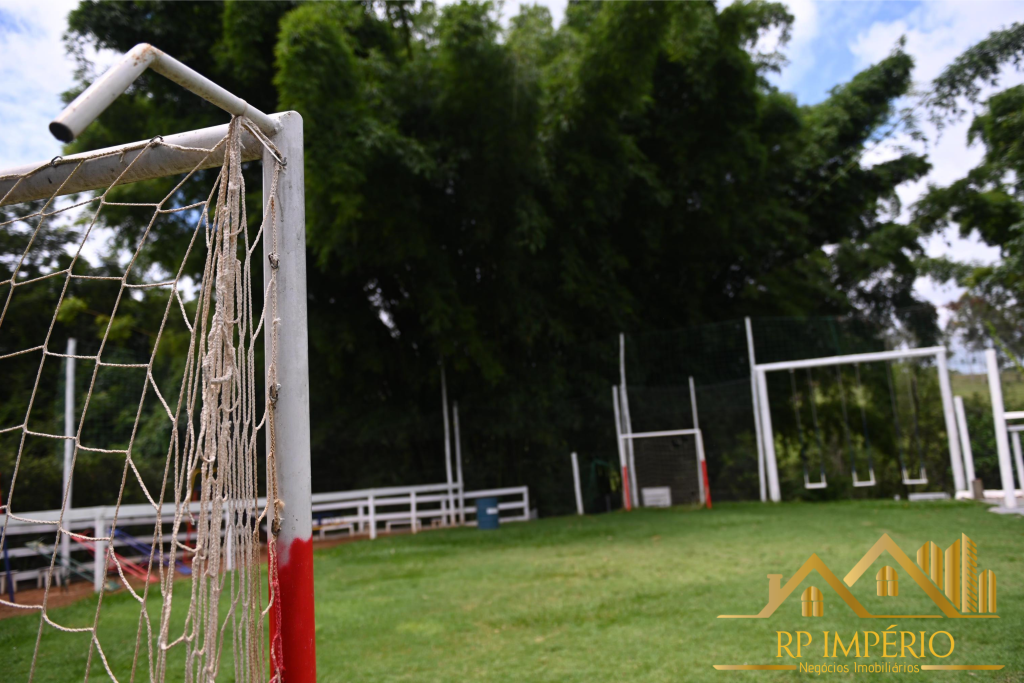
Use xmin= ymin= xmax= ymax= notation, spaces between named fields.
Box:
xmin=689 ymin=377 xmax=712 ymax=510
xmin=265 ymin=111 xmax=316 ymax=683
xmin=612 ymin=386 xmax=631 ymax=511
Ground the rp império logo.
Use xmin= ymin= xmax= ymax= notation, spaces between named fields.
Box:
xmin=713 ymin=533 xmax=1003 ymax=673
xmin=720 ymin=533 xmax=997 ymax=619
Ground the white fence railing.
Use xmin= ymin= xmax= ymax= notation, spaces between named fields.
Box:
xmin=309 ymin=483 xmax=530 ymax=540
xmin=0 ymin=482 xmax=530 ymax=594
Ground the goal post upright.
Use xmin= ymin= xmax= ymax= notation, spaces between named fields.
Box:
xmin=618 ymin=334 xmax=639 ymax=509
xmin=689 ymin=376 xmax=710 ymax=509
xmin=61 ymin=337 xmax=76 ymax=579
xmin=611 ymin=386 xmax=631 ymax=510
xmin=264 ymin=111 xmax=318 ymax=682
xmin=20 ymin=43 xmax=318 ymax=682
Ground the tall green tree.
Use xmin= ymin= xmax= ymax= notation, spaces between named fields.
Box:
xmin=917 ymin=23 xmax=1024 ymax=352
xmin=39 ymin=0 xmax=936 ymax=511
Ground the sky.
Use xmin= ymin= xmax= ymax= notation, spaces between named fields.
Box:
xmin=1 ymin=0 xmax=1022 ymax=323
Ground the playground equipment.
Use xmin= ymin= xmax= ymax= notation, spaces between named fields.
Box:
xmin=754 ymin=347 xmax=965 ymax=501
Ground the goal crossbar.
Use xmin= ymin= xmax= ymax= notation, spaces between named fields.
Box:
xmin=0 ymin=121 xmax=267 ymax=206
xmin=753 ymin=346 xmax=965 ymax=501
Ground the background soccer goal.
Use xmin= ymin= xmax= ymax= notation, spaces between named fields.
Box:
xmin=0 ymin=44 xmax=314 ymax=682
xmin=614 ymin=330 xmax=709 ymax=509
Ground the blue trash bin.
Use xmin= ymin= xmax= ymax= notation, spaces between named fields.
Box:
xmin=476 ymin=496 xmax=500 ymax=530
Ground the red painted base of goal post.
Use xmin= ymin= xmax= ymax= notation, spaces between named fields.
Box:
xmin=701 ymin=461 xmax=712 ymax=510
xmin=269 ymin=536 xmax=316 ymax=682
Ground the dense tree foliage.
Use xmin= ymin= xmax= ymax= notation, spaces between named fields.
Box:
xmin=2 ymin=0 xmax=941 ymax=512
xmin=918 ymin=22 xmax=1024 ymax=353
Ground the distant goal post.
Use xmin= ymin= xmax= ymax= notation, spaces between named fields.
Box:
xmin=0 ymin=44 xmax=314 ymax=683
xmin=618 ymin=427 xmax=709 ymax=508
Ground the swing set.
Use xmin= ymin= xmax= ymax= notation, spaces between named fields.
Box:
xmin=754 ymin=346 xmax=965 ymax=501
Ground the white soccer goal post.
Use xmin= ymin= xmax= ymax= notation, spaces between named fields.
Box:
xmin=615 ymin=332 xmax=711 ymax=510
xmin=613 ymin=376 xmax=709 ymax=509
xmin=0 ymin=43 xmax=314 ymax=682
xmin=754 ymin=346 xmax=965 ymax=502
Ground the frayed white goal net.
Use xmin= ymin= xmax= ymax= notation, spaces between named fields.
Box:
xmin=0 ymin=117 xmax=285 ymax=682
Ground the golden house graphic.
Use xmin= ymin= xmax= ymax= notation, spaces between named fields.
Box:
xmin=719 ymin=533 xmax=998 ymax=619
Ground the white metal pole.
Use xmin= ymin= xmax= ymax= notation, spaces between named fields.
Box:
xmin=1011 ymin=431 xmax=1024 ymax=494
xmin=689 ymin=376 xmax=706 ymax=506
xmin=454 ymin=402 xmax=465 ymax=525
xmin=93 ymin=511 xmax=105 ymax=593
xmin=756 ymin=369 xmax=782 ymax=502
xmin=224 ymin=510 xmax=233 ymax=572
xmin=618 ymin=334 xmax=639 ymax=509
xmin=61 ymin=338 xmax=76 ymax=578
xmin=440 ymin=364 xmax=455 ymax=526
xmin=985 ymin=348 xmax=1017 ymax=508
xmin=936 ymin=350 xmax=967 ymax=492
xmin=953 ymin=396 xmax=977 ymax=489
xmin=570 ymin=452 xmax=584 ymax=516
xmin=411 ymin=491 xmax=418 ymax=534
xmin=263 ymin=111 xmax=317 ymax=681
xmin=611 ymin=386 xmax=630 ymax=510
xmin=745 ymin=318 xmax=767 ymax=503
xmin=49 ymin=43 xmax=278 ymax=143
xmin=954 ymin=396 xmax=977 ymax=487
xmin=369 ymin=494 xmax=377 ymax=540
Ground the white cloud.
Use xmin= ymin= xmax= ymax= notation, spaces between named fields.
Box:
xmin=0 ymin=0 xmax=81 ymax=170
xmin=849 ymin=1 xmax=1024 ymax=83
xmin=771 ymin=0 xmax=822 ymax=91
xmin=849 ymin=1 xmax=1024 ymax=318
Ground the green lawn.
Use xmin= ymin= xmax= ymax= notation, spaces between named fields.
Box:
xmin=2 ymin=500 xmax=1023 ymax=682
xmin=953 ymin=370 xmax=1024 ymax=406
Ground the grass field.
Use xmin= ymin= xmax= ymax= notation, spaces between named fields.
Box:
xmin=1 ymin=500 xmax=1022 ymax=682
xmin=953 ymin=370 xmax=1024 ymax=406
